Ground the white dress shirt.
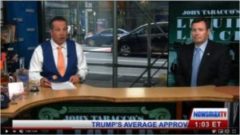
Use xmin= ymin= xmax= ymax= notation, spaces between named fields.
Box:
xmin=29 ymin=39 xmax=88 ymax=83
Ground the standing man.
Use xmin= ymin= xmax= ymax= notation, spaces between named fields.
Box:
xmin=176 ymin=17 xmax=231 ymax=87
xmin=29 ymin=16 xmax=88 ymax=87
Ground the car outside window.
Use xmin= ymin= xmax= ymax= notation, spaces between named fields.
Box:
xmin=151 ymin=26 xmax=161 ymax=34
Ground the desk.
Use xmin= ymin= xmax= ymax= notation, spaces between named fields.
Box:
xmin=216 ymin=86 xmax=239 ymax=127
xmin=216 ymin=86 xmax=239 ymax=101
xmin=1 ymin=85 xmax=238 ymax=119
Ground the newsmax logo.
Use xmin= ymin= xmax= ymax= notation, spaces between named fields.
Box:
xmin=191 ymin=108 xmax=228 ymax=120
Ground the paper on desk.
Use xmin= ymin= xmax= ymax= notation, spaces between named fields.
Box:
xmin=51 ymin=81 xmax=76 ymax=90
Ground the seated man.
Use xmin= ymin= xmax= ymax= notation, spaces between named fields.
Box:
xmin=176 ymin=17 xmax=231 ymax=87
xmin=175 ymin=17 xmax=231 ymax=118
xmin=29 ymin=16 xmax=88 ymax=87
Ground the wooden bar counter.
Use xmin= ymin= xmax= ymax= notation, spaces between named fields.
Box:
xmin=1 ymin=84 xmax=239 ymax=118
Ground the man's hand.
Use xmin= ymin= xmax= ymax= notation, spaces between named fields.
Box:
xmin=69 ymin=75 xmax=80 ymax=83
xmin=40 ymin=78 xmax=51 ymax=87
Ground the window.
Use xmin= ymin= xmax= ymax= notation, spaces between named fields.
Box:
xmin=42 ymin=1 xmax=169 ymax=87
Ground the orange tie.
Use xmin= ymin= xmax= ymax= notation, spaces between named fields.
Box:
xmin=57 ymin=47 xmax=66 ymax=76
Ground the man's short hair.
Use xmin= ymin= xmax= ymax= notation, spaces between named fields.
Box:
xmin=49 ymin=16 xmax=68 ymax=29
xmin=191 ymin=17 xmax=210 ymax=29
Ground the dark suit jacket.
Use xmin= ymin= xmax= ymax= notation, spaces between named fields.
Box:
xmin=176 ymin=40 xmax=231 ymax=86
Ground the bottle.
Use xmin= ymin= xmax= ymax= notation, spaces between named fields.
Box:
xmin=16 ymin=57 xmax=29 ymax=90
xmin=0 ymin=53 xmax=9 ymax=84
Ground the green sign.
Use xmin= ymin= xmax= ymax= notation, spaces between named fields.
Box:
xmin=31 ymin=102 xmax=174 ymax=120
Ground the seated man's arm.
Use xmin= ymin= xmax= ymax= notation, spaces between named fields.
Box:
xmin=214 ymin=46 xmax=231 ymax=86
xmin=29 ymin=46 xmax=50 ymax=87
xmin=175 ymin=48 xmax=188 ymax=86
xmin=71 ymin=43 xmax=88 ymax=83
